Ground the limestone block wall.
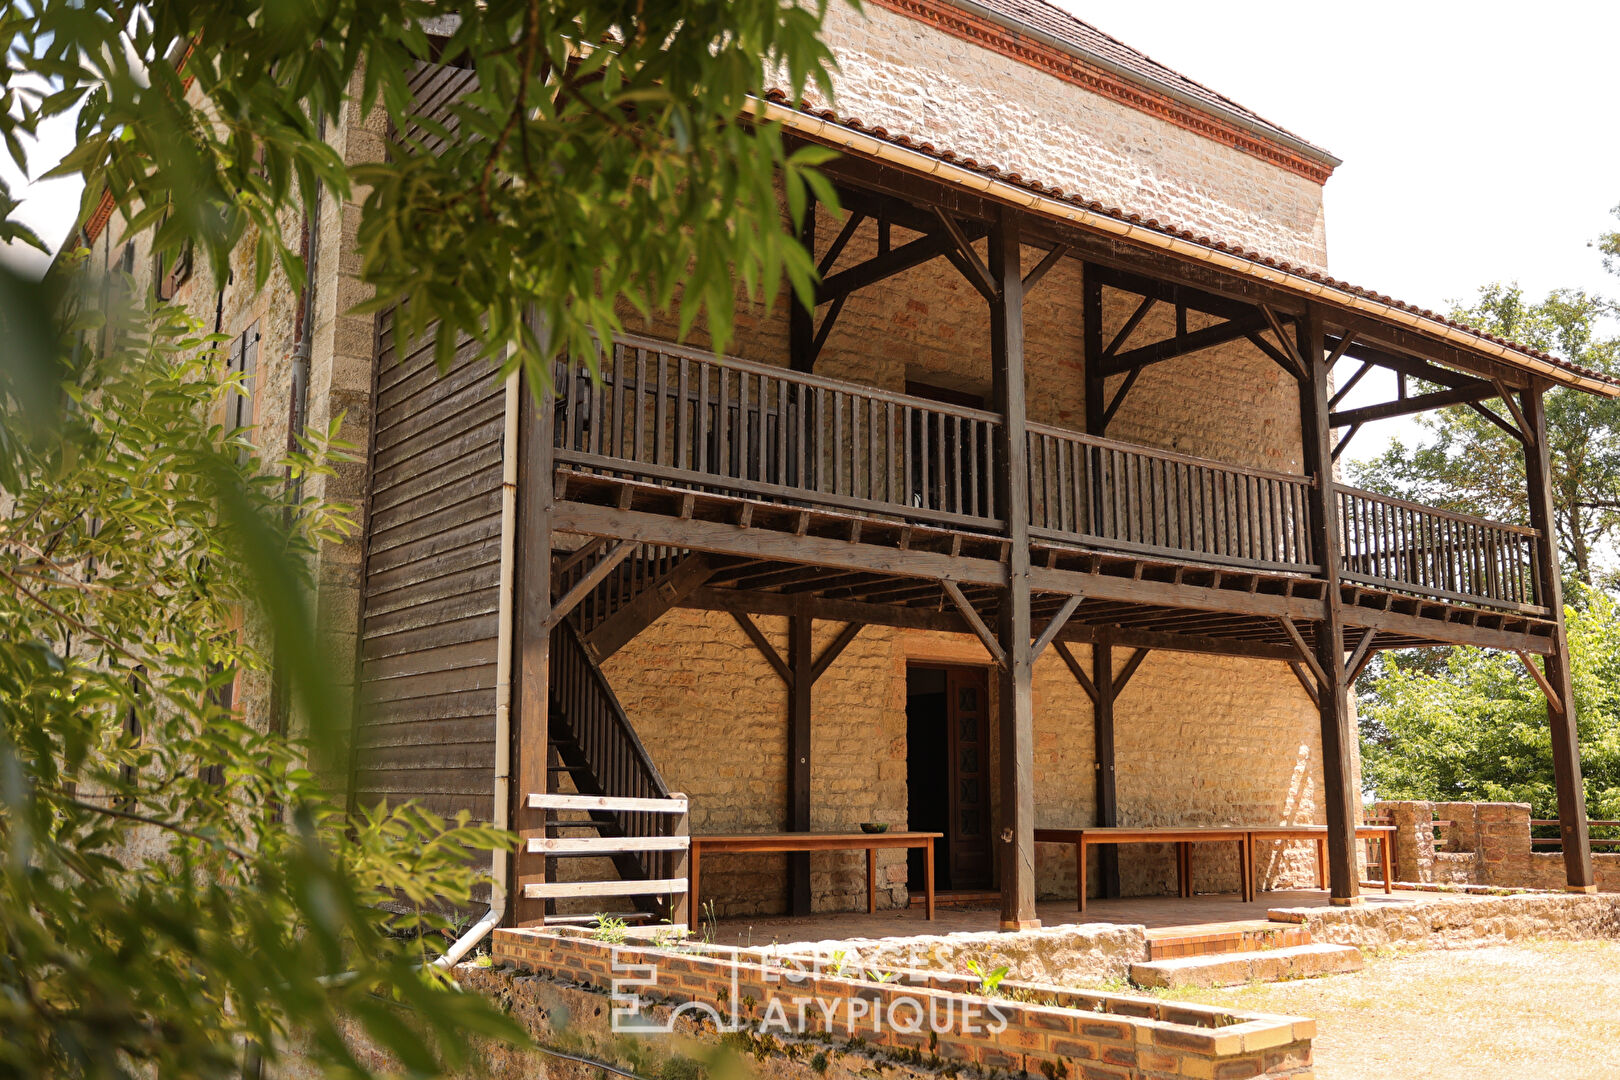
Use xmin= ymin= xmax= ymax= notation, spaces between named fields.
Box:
xmin=88 ymin=65 xmax=383 ymax=760
xmin=807 ymin=2 xmax=1331 ymax=270
xmin=1378 ymin=800 xmax=1620 ymax=892
xmin=604 ymin=610 xmax=1327 ymax=918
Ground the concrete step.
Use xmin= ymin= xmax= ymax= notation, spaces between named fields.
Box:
xmin=1130 ymin=943 xmax=1363 ymax=989
xmin=1145 ymin=919 xmax=1312 ymax=960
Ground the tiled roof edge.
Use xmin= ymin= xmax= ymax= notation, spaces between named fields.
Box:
xmin=871 ymin=0 xmax=1340 ymax=184
xmin=759 ymin=91 xmax=1619 ymax=397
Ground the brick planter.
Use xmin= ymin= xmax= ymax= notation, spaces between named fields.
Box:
xmin=494 ymin=928 xmax=1315 ymax=1079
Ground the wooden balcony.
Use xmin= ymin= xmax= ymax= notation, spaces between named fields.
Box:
xmin=549 ymin=334 xmax=1547 ymax=642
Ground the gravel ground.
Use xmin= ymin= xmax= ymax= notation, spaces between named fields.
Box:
xmin=1165 ymin=940 xmax=1620 ymax=1080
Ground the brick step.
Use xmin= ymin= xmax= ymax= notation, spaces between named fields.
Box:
xmin=1145 ymin=919 xmax=1312 ymax=960
xmin=1130 ymin=943 xmax=1363 ymax=989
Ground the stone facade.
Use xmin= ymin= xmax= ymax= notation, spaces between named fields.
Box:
xmin=1377 ymin=800 xmax=1620 ymax=893
xmin=806 ymin=2 xmax=1331 ymax=271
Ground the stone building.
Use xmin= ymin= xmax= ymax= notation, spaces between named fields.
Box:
xmin=81 ymin=0 xmax=1614 ymax=931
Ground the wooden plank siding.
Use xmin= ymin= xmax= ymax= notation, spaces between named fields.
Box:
xmin=353 ymin=306 xmax=508 ymax=825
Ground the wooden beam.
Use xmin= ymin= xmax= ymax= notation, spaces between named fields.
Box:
xmin=1513 ymin=650 xmax=1562 ymax=713
xmin=552 ymin=502 xmax=1007 ymax=588
xmin=1329 ymin=381 xmax=1496 ymax=428
xmin=943 ymin=579 xmax=1006 ymax=668
xmin=787 ymin=614 xmax=813 ymax=915
xmin=1083 ymin=261 xmax=1262 ymax=323
xmin=1277 ymin=616 xmax=1327 ymax=691
xmin=934 ymin=207 xmax=998 ymax=300
xmin=1245 ymin=331 xmax=1303 ymax=380
xmin=1341 ymin=603 xmax=1555 ymax=654
xmin=815 ymin=223 xmax=987 ymax=304
xmin=1021 ymin=244 xmax=1068 ymax=293
xmin=816 ymin=211 xmax=864 ymax=277
xmin=1092 ymin=642 xmax=1120 ymax=898
xmin=1522 ymin=385 xmax=1593 ymax=890
xmin=585 ymin=554 xmax=715 ymax=662
xmin=546 ymin=539 xmax=637 ymax=629
xmin=811 ymin=622 xmax=865 ymax=683
xmin=1343 ymin=627 xmax=1377 ymax=682
xmin=1494 ymin=379 xmax=1532 ymax=443
xmin=1466 ymin=400 xmax=1524 ymax=443
xmin=1113 ymin=647 xmax=1151 ymax=694
xmin=991 ymin=204 xmax=1038 ymax=930
xmin=1084 ymin=266 xmax=1108 ymax=437
xmin=1101 ymin=312 xmax=1269 ymax=377
xmin=1288 ymin=660 xmax=1321 ymax=707
xmin=1052 ymin=640 xmax=1098 ymax=705
xmin=1031 ymin=594 xmax=1083 ymax=661
xmin=1299 ymin=301 xmax=1360 ymax=905
xmin=1327 ymin=359 xmax=1373 ymax=409
xmin=791 ymin=196 xmax=818 ymax=372
xmin=1103 ymin=295 xmax=1157 ymax=359
xmin=729 ymin=609 xmax=792 ymax=686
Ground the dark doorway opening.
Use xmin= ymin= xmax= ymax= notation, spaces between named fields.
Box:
xmin=906 ymin=663 xmax=992 ymax=894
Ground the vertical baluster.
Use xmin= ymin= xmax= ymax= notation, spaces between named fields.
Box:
xmin=756 ymin=372 xmax=770 ymax=485
xmin=984 ymin=421 xmax=997 ymax=521
xmin=870 ymin=397 xmax=881 ymax=504
xmin=918 ymin=409 xmax=931 ymax=510
xmin=696 ymin=363 xmax=710 ymax=476
xmin=587 ymin=352 xmax=605 ymax=459
xmin=777 ymin=377 xmax=789 ymax=487
xmin=967 ymin=416 xmax=980 ymax=518
xmin=609 ymin=343 xmax=627 ymax=461
xmin=717 ymin=365 xmax=731 ymax=483
xmin=1056 ymin=438 xmax=1071 ymax=534
xmin=674 ymin=355 xmax=688 ymax=471
xmin=832 ymin=392 xmax=845 ymax=498
xmin=631 ymin=348 xmax=646 ymax=464
xmin=934 ymin=412 xmax=948 ymax=513
xmin=814 ymin=388 xmax=826 ymax=493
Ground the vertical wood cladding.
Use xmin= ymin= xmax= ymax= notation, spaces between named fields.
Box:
xmin=352 ymin=61 xmax=504 ymax=824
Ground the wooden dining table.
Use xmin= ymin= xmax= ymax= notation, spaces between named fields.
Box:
xmin=1036 ymin=827 xmax=1255 ymax=911
xmin=689 ymin=831 xmax=943 ymax=919
xmin=1036 ymin=824 xmax=1397 ymax=912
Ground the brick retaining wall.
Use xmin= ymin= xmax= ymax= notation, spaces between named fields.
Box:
xmin=492 ymin=927 xmax=1316 ymax=1079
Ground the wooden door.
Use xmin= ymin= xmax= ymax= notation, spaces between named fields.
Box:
xmin=945 ymin=666 xmax=992 ymax=888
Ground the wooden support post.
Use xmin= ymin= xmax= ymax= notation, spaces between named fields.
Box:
xmin=791 ymin=197 xmax=817 ymax=373
xmin=1522 ymin=385 xmax=1594 ymax=890
xmin=990 ymin=205 xmax=1038 ymax=930
xmin=1083 ymin=265 xmax=1107 ymax=439
xmin=1092 ymin=641 xmax=1121 ymax=899
xmin=514 ymin=363 xmax=555 ymax=926
xmin=787 ymin=614 xmax=814 ymax=914
xmin=1298 ymin=302 xmax=1360 ymax=906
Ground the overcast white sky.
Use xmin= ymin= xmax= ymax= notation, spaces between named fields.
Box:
xmin=5 ymin=2 xmax=1617 ymax=462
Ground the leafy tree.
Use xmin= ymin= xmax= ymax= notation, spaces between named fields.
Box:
xmin=1360 ymin=587 xmax=1620 ymax=819
xmin=0 ymin=271 xmax=527 ymax=1076
xmin=1 ymin=1 xmax=846 ymax=1076
xmin=1348 ymin=284 xmax=1620 ymax=586
xmin=5 ymin=0 xmax=841 ymax=379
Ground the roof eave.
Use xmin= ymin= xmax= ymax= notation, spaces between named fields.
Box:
xmin=758 ymin=97 xmax=1618 ymax=399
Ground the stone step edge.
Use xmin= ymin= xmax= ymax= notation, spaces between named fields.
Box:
xmin=1130 ymin=942 xmax=1363 ymax=989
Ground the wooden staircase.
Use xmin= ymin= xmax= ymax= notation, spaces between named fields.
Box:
xmin=520 ymin=614 xmax=690 ymax=925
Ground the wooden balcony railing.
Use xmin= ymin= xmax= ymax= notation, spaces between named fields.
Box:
xmin=1026 ymin=424 xmax=1319 ymax=573
xmin=554 ymin=335 xmax=1003 ymax=531
xmin=1335 ymin=486 xmax=1541 ymax=611
xmin=554 ymin=337 xmax=1546 ymax=614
